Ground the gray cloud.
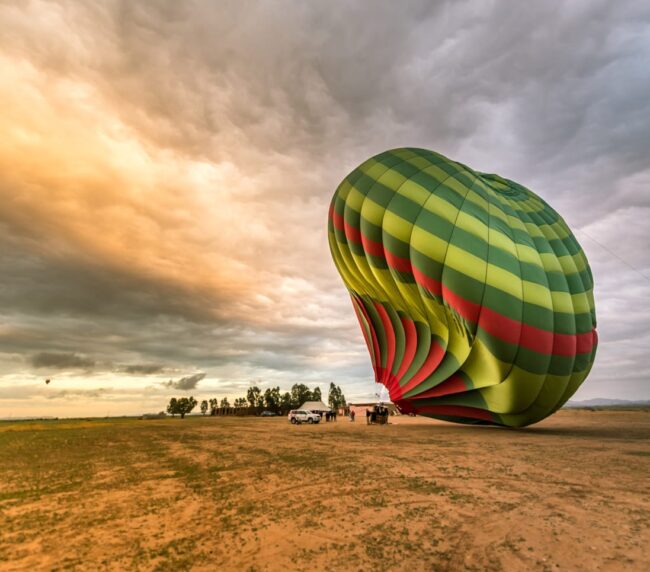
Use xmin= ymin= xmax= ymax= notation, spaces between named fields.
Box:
xmin=31 ymin=352 xmax=95 ymax=370
xmin=46 ymin=388 xmax=109 ymax=400
xmin=162 ymin=372 xmax=206 ymax=391
xmin=121 ymin=364 xmax=169 ymax=375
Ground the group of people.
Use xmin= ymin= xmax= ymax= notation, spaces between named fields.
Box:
xmin=346 ymin=405 xmax=389 ymax=424
xmin=322 ymin=410 xmax=338 ymax=422
xmin=366 ymin=405 xmax=389 ymax=425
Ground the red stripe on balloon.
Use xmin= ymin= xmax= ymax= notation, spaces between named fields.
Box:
xmin=360 ymin=233 xmax=385 ymax=259
xmin=519 ymin=318 xmax=554 ymax=355
xmin=416 ymin=405 xmax=495 ymax=423
xmin=344 ymin=220 xmax=362 ymax=244
xmin=352 ymin=295 xmax=381 ymax=383
xmin=440 ymin=281 xmax=481 ymax=325
xmin=331 ymin=210 xmax=363 ymax=245
xmin=395 ymin=316 xmax=417 ymax=383
xmin=477 ymin=304 xmax=521 ymax=346
xmin=410 ymin=374 xmax=468 ymax=399
xmin=397 ymin=338 xmax=446 ymax=397
xmin=333 ymin=211 xmax=414 ymax=273
xmin=352 ymin=298 xmax=376 ymax=370
xmin=331 ymin=208 xmax=344 ymax=231
xmin=384 ymin=249 xmax=412 ymax=273
xmin=412 ymin=266 xmax=443 ymax=297
xmin=374 ymin=302 xmax=395 ymax=386
xmin=551 ymin=331 xmax=576 ymax=356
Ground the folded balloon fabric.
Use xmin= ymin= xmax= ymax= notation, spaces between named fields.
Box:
xmin=328 ymin=148 xmax=597 ymax=427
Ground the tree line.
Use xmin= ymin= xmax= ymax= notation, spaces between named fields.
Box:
xmin=166 ymin=382 xmax=347 ymax=418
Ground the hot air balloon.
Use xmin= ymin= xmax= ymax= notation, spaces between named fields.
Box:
xmin=328 ymin=148 xmax=597 ymax=427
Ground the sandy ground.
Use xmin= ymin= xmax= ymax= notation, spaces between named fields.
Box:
xmin=0 ymin=410 xmax=648 ymax=571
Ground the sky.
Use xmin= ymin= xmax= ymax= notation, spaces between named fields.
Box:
xmin=1 ymin=0 xmax=649 ymax=418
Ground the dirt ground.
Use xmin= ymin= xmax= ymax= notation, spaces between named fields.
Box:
xmin=0 ymin=410 xmax=648 ymax=571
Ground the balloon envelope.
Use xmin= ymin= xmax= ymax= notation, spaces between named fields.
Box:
xmin=328 ymin=148 xmax=597 ymax=427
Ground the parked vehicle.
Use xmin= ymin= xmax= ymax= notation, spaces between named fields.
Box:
xmin=288 ymin=410 xmax=321 ymax=424
xmin=260 ymin=411 xmax=276 ymax=417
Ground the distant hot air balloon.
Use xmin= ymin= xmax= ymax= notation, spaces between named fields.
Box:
xmin=328 ymin=148 xmax=597 ymax=427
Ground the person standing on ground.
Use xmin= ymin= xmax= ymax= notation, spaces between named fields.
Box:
xmin=350 ymin=409 xmax=355 ymax=422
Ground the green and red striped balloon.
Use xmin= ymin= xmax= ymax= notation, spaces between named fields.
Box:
xmin=328 ymin=148 xmax=597 ymax=427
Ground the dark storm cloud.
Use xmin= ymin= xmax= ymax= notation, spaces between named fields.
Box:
xmin=0 ymin=0 xmax=649 ymax=413
xmin=0 ymin=220 xmax=230 ymax=323
xmin=121 ymin=364 xmax=169 ymax=375
xmin=31 ymin=352 xmax=95 ymax=370
xmin=162 ymin=372 xmax=206 ymax=391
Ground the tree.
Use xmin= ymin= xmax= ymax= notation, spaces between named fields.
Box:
xmin=247 ymin=386 xmax=262 ymax=410
xmin=220 ymin=397 xmax=230 ymax=409
xmin=179 ymin=396 xmax=197 ymax=419
xmin=200 ymin=400 xmax=208 ymax=416
xmin=312 ymin=386 xmax=322 ymax=401
xmin=167 ymin=396 xmax=197 ymax=419
xmin=280 ymin=391 xmax=292 ymax=414
xmin=263 ymin=386 xmax=282 ymax=413
xmin=271 ymin=386 xmax=281 ymax=411
xmin=263 ymin=388 xmax=273 ymax=412
xmin=328 ymin=383 xmax=347 ymax=410
xmin=290 ymin=383 xmax=312 ymax=409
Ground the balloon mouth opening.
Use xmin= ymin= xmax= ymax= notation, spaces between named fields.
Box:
xmin=393 ymin=400 xmax=415 ymax=415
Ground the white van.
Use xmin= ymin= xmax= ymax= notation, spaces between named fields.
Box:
xmin=288 ymin=410 xmax=321 ymax=424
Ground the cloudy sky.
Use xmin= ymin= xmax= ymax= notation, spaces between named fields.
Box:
xmin=1 ymin=1 xmax=648 ymax=417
